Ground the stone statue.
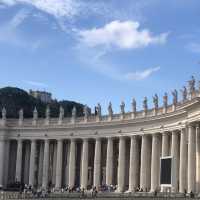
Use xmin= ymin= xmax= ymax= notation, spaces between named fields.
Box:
xmin=46 ymin=105 xmax=50 ymax=119
xmin=33 ymin=107 xmax=38 ymax=120
xmin=172 ymin=89 xmax=178 ymax=105
xmin=72 ymin=106 xmax=77 ymax=118
xmin=108 ymin=102 xmax=113 ymax=116
xmin=163 ymin=93 xmax=168 ymax=108
xmin=59 ymin=106 xmax=64 ymax=120
xmin=19 ymin=108 xmax=24 ymax=120
xmin=132 ymin=98 xmax=136 ymax=113
xmin=181 ymin=86 xmax=187 ymax=101
xmin=143 ymin=97 xmax=148 ymax=111
xmin=2 ymin=107 xmax=6 ymax=120
xmin=153 ymin=94 xmax=158 ymax=109
xmin=96 ymin=103 xmax=101 ymax=117
xmin=188 ymin=75 xmax=195 ymax=94
xmin=84 ymin=105 xmax=89 ymax=118
xmin=120 ymin=101 xmax=125 ymax=114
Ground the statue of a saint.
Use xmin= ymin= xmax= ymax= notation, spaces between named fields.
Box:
xmin=163 ymin=93 xmax=168 ymax=108
xmin=108 ymin=102 xmax=113 ymax=116
xmin=143 ymin=97 xmax=148 ymax=111
xmin=172 ymin=89 xmax=178 ymax=105
xmin=132 ymin=98 xmax=136 ymax=113
xmin=33 ymin=107 xmax=38 ymax=120
xmin=84 ymin=105 xmax=89 ymax=118
xmin=59 ymin=106 xmax=64 ymax=120
xmin=46 ymin=105 xmax=50 ymax=119
xmin=153 ymin=94 xmax=158 ymax=109
xmin=96 ymin=103 xmax=101 ymax=117
xmin=120 ymin=101 xmax=125 ymax=114
xmin=72 ymin=106 xmax=77 ymax=118
xmin=19 ymin=108 xmax=23 ymax=120
xmin=181 ymin=86 xmax=187 ymax=101
xmin=2 ymin=107 xmax=6 ymax=120
xmin=188 ymin=76 xmax=195 ymax=94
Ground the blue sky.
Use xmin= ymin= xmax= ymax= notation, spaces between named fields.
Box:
xmin=0 ymin=0 xmax=200 ymax=114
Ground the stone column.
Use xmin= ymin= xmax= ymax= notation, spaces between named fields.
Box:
xmin=140 ymin=135 xmax=151 ymax=191
xmin=81 ymin=138 xmax=88 ymax=189
xmin=15 ymin=139 xmax=23 ymax=182
xmin=150 ymin=134 xmax=160 ymax=192
xmin=0 ymin=139 xmax=5 ymax=187
xmin=93 ymin=138 xmax=101 ymax=189
xmin=29 ymin=139 xmax=36 ymax=187
xmin=3 ymin=140 xmax=10 ymax=187
xmin=42 ymin=139 xmax=50 ymax=189
xmin=196 ymin=125 xmax=200 ymax=193
xmin=162 ymin=132 xmax=169 ymax=157
xmin=117 ymin=137 xmax=126 ymax=192
xmin=68 ymin=139 xmax=76 ymax=188
xmin=188 ymin=125 xmax=196 ymax=193
xmin=171 ymin=131 xmax=179 ymax=192
xmin=106 ymin=137 xmax=113 ymax=186
xmin=128 ymin=136 xmax=139 ymax=192
xmin=55 ymin=139 xmax=63 ymax=189
xmin=179 ymin=128 xmax=187 ymax=193
xmin=38 ymin=142 xmax=44 ymax=187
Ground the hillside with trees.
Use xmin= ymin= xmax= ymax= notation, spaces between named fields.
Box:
xmin=0 ymin=87 xmax=85 ymax=118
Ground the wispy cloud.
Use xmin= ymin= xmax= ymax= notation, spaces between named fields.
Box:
xmin=1 ymin=0 xmax=81 ymax=18
xmin=23 ymin=80 xmax=48 ymax=88
xmin=122 ymin=66 xmax=160 ymax=81
xmin=78 ymin=20 xmax=169 ymax=50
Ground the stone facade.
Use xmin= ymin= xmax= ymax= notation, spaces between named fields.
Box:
xmin=0 ymin=77 xmax=200 ymax=193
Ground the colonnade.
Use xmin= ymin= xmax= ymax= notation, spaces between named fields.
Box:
xmin=0 ymin=123 xmax=200 ymax=193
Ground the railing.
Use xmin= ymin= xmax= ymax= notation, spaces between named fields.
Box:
xmin=1 ymin=91 xmax=200 ymax=128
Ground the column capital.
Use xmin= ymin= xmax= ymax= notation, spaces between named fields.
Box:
xmin=82 ymin=138 xmax=89 ymax=142
xmin=107 ymin=137 xmax=113 ymax=141
xmin=95 ymin=137 xmax=101 ymax=141
xmin=196 ymin=124 xmax=200 ymax=129
xmin=57 ymin=138 xmax=63 ymax=142
xmin=130 ymin=135 xmax=138 ymax=140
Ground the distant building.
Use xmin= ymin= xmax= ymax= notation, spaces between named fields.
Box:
xmin=29 ymin=90 xmax=52 ymax=103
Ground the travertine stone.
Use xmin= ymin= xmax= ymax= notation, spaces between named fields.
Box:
xmin=15 ymin=139 xmax=23 ymax=182
xmin=81 ymin=139 xmax=88 ymax=189
xmin=196 ymin=125 xmax=200 ymax=193
xmin=179 ymin=128 xmax=187 ymax=193
xmin=68 ymin=139 xmax=76 ymax=188
xmin=93 ymin=138 xmax=101 ymax=189
xmin=117 ymin=137 xmax=126 ymax=192
xmin=42 ymin=139 xmax=50 ymax=188
xmin=106 ymin=137 xmax=113 ymax=186
xmin=55 ymin=139 xmax=63 ymax=189
xmin=188 ymin=125 xmax=196 ymax=193
xmin=29 ymin=140 xmax=36 ymax=186
xmin=150 ymin=134 xmax=160 ymax=192
xmin=128 ymin=136 xmax=139 ymax=192
xmin=0 ymin=139 xmax=5 ymax=186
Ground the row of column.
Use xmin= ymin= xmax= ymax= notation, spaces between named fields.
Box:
xmin=0 ymin=124 xmax=199 ymax=193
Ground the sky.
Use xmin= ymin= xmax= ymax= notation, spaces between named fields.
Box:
xmin=0 ymin=0 xmax=200 ymax=114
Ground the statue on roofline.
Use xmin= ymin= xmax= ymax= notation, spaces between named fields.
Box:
xmin=188 ymin=75 xmax=195 ymax=94
xmin=120 ymin=101 xmax=125 ymax=114
xmin=172 ymin=89 xmax=178 ymax=105
xmin=108 ymin=102 xmax=113 ymax=116
xmin=132 ymin=98 xmax=136 ymax=113
xmin=153 ymin=94 xmax=158 ymax=109
xmin=143 ymin=97 xmax=148 ymax=111
xmin=163 ymin=93 xmax=168 ymax=108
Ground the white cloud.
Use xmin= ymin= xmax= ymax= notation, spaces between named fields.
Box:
xmin=122 ymin=66 xmax=160 ymax=81
xmin=187 ymin=42 xmax=200 ymax=53
xmin=1 ymin=0 xmax=81 ymax=18
xmin=78 ymin=20 xmax=169 ymax=49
